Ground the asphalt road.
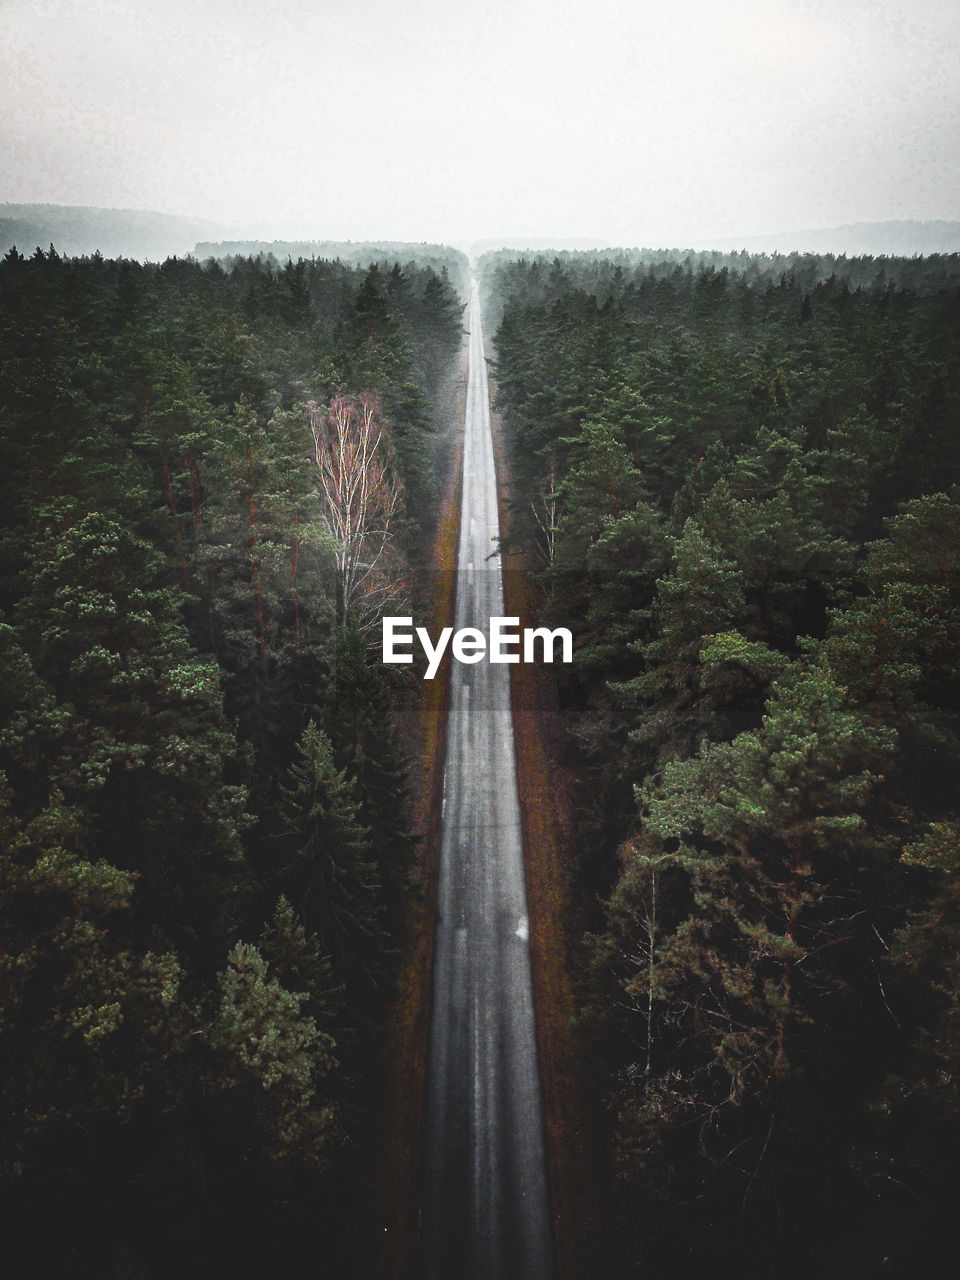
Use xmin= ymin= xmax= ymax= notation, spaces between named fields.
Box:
xmin=417 ymin=280 xmax=554 ymax=1280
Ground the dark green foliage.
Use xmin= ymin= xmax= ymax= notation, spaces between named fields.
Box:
xmin=0 ymin=243 xmax=459 ymax=1276
xmin=11 ymin=514 xmax=250 ymax=958
xmin=328 ymin=622 xmax=416 ymax=927
xmin=488 ymin=248 xmax=960 ymax=1274
xmin=275 ymin=722 xmax=385 ymax=988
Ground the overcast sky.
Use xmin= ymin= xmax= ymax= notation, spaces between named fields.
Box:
xmin=1 ymin=0 xmax=958 ymax=246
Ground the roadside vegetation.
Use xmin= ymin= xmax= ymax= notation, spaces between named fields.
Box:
xmin=5 ymin=234 xmax=960 ymax=1277
xmin=0 ymin=242 xmax=464 ymax=1277
xmin=483 ymin=245 xmax=960 ymax=1276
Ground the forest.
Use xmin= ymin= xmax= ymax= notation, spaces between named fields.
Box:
xmin=484 ymin=246 xmax=960 ymax=1275
xmin=0 ymin=243 xmax=464 ymax=1277
xmin=3 ymin=234 xmax=960 ymax=1278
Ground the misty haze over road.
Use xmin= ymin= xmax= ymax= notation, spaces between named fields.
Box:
xmin=417 ymin=281 xmax=553 ymax=1280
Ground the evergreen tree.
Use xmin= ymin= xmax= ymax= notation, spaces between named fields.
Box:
xmin=274 ymin=722 xmax=385 ymax=993
xmin=12 ymin=513 xmax=250 ymax=958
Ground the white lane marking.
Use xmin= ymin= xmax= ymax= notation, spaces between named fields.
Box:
xmin=516 ymin=916 xmax=529 ymax=942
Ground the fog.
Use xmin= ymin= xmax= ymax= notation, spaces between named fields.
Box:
xmin=1 ymin=0 xmax=958 ymax=247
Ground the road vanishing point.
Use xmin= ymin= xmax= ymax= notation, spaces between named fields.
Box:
xmin=417 ymin=279 xmax=554 ymax=1280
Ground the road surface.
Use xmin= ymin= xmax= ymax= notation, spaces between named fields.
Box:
xmin=418 ymin=279 xmax=554 ymax=1280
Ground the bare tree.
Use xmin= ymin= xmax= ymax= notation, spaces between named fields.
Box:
xmin=530 ymin=450 xmax=559 ymax=567
xmin=305 ymin=393 xmax=406 ymax=629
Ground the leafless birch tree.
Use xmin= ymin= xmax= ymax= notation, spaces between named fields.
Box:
xmin=530 ymin=450 xmax=559 ymax=567
xmin=305 ymin=393 xmax=406 ymax=629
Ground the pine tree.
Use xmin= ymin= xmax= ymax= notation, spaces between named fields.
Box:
xmin=13 ymin=512 xmax=251 ymax=957
xmin=545 ymin=418 xmax=666 ymax=676
xmin=274 ymin=722 xmax=385 ymax=991
xmin=593 ymin=654 xmax=895 ymax=1263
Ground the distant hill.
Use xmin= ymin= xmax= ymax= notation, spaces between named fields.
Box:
xmin=686 ymin=220 xmax=960 ymax=258
xmin=4 ymin=205 xmax=957 ymax=269
xmin=0 ymin=208 xmax=471 ymax=289
xmin=0 ymin=203 xmax=230 ymax=261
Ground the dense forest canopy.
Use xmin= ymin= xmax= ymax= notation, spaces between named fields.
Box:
xmin=484 ymin=246 xmax=960 ymax=1275
xmin=4 ymin=232 xmax=960 ymax=1277
xmin=0 ymin=243 xmax=464 ymax=1277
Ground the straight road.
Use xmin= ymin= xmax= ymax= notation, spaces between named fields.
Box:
xmin=418 ymin=279 xmax=553 ymax=1280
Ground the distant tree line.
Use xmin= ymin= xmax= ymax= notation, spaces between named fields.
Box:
xmin=486 ymin=248 xmax=960 ymax=1276
xmin=0 ymin=244 xmax=463 ymax=1277
xmin=196 ymin=242 xmax=470 ymax=298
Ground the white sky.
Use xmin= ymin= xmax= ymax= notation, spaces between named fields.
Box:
xmin=1 ymin=0 xmax=958 ymax=245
